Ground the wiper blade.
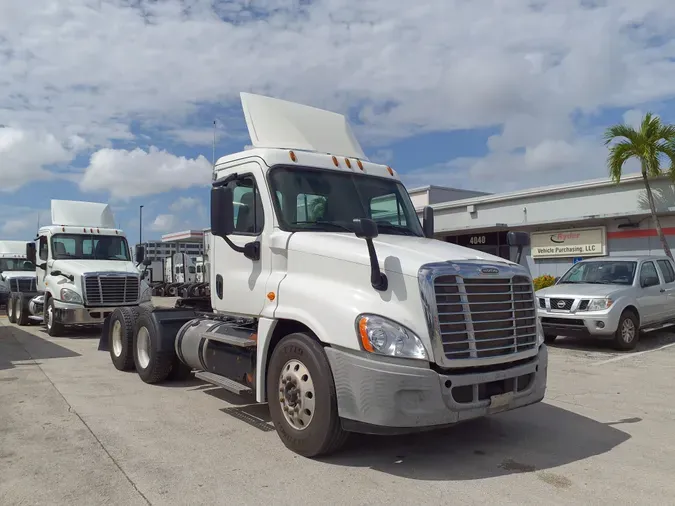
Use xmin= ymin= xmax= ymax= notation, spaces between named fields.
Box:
xmin=374 ymin=223 xmax=419 ymax=236
xmin=293 ymin=221 xmax=354 ymax=233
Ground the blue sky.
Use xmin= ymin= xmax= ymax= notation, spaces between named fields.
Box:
xmin=2 ymin=0 xmax=675 ymax=246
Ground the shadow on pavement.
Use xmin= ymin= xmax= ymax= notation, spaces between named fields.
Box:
xmin=551 ymin=327 xmax=675 ymax=353
xmin=0 ymin=325 xmax=81 ymax=371
xmin=319 ymin=402 xmax=630 ymax=481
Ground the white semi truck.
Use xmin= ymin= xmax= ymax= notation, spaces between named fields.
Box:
xmin=1 ymin=241 xmax=37 ymax=319
xmin=17 ymin=200 xmax=152 ymax=335
xmin=99 ymin=92 xmax=547 ymax=457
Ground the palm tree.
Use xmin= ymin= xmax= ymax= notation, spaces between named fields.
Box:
xmin=604 ymin=112 xmax=675 ymax=260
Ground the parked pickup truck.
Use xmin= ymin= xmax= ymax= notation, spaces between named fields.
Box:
xmin=536 ymin=255 xmax=675 ymax=350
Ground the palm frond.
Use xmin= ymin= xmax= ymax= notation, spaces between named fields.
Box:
xmin=658 ymin=142 xmax=675 ymax=182
xmin=606 ymin=141 xmax=638 ymax=183
xmin=603 ymin=124 xmax=639 ymax=145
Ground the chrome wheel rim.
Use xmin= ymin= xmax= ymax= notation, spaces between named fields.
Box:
xmin=46 ymin=304 xmax=53 ymax=329
xmin=15 ymin=302 xmax=21 ymax=321
xmin=136 ymin=326 xmax=151 ymax=369
xmin=278 ymin=359 xmax=316 ymax=431
xmin=621 ymin=318 xmax=636 ymax=343
xmin=111 ymin=320 xmax=123 ymax=357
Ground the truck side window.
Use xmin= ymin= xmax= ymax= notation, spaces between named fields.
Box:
xmin=39 ymin=236 xmax=48 ymax=261
xmin=229 ymin=176 xmax=264 ymax=235
xmin=657 ymin=259 xmax=675 ymax=283
xmin=370 ymin=193 xmax=407 ymax=226
xmin=640 ymin=261 xmax=659 ymax=287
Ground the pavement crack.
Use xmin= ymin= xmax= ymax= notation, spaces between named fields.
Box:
xmin=18 ymin=341 xmax=153 ymax=506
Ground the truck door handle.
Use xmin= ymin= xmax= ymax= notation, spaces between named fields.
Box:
xmin=660 ymin=288 xmax=666 ymax=293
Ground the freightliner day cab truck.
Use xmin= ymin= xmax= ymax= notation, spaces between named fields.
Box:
xmin=1 ymin=241 xmax=37 ymax=318
xmin=99 ymin=92 xmax=548 ymax=457
xmin=17 ymin=200 xmax=152 ymax=335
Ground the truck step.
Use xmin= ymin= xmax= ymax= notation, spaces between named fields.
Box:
xmin=195 ymin=371 xmax=253 ymax=395
xmin=200 ymin=332 xmax=257 ymax=348
xmin=28 ymin=315 xmax=43 ymax=321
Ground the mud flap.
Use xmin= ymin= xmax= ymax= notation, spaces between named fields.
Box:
xmin=98 ymin=315 xmax=111 ymax=351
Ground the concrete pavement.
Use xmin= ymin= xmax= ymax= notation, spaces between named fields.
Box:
xmin=1 ymin=309 xmax=675 ymax=505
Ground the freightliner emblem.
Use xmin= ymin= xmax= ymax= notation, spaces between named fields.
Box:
xmin=480 ymin=267 xmax=500 ymax=274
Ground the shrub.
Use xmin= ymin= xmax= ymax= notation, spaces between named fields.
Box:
xmin=533 ymin=274 xmax=556 ymax=291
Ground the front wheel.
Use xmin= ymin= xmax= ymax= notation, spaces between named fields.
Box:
xmin=266 ymin=332 xmax=348 ymax=458
xmin=109 ymin=307 xmax=136 ymax=371
xmin=614 ymin=311 xmax=639 ymax=351
xmin=7 ymin=294 xmax=17 ymax=324
xmin=44 ymin=298 xmax=65 ymax=337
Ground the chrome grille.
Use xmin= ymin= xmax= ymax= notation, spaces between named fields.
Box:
xmin=83 ymin=274 xmax=140 ymax=306
xmin=10 ymin=277 xmax=36 ymax=293
xmin=433 ymin=274 xmax=537 ymax=360
xmin=550 ymin=298 xmax=573 ymax=311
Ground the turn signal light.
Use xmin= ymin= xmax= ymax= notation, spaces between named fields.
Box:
xmin=289 ymin=151 xmax=297 ymax=162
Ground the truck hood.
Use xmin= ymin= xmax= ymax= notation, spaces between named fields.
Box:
xmin=536 ymin=283 xmax=629 ymax=298
xmin=287 ymin=232 xmax=517 ymax=277
xmin=53 ymin=260 xmax=140 ymax=277
xmin=1 ymin=271 xmax=36 ymax=280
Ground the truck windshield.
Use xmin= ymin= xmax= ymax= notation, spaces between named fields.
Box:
xmin=558 ymin=261 xmax=637 ymax=285
xmin=269 ymin=166 xmax=424 ymax=236
xmin=51 ymin=234 xmax=131 ymax=261
xmin=0 ymin=259 xmax=35 ymax=272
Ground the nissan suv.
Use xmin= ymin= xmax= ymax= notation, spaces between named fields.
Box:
xmin=536 ymin=256 xmax=675 ymax=350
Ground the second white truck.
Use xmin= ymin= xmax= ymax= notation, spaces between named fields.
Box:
xmin=99 ymin=92 xmax=548 ymax=457
xmin=18 ymin=200 xmax=152 ymax=335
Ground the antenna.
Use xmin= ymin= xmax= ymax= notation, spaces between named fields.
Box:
xmin=212 ymin=119 xmax=217 ymax=169
xmin=36 ymin=212 xmax=40 ymax=232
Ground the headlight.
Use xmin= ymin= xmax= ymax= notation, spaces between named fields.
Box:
xmin=536 ymin=317 xmax=544 ymax=346
xmin=356 ymin=314 xmax=428 ymax=360
xmin=60 ymin=288 xmax=83 ymax=304
xmin=139 ymin=285 xmax=152 ymax=303
xmin=586 ymin=298 xmax=613 ymax=311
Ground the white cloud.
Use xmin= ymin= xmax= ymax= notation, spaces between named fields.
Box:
xmin=149 ymin=214 xmax=177 ymax=232
xmin=0 ymin=205 xmax=49 ymax=239
xmin=2 ymin=0 xmax=675 ymax=193
xmin=79 ymin=146 xmax=212 ymax=200
xmin=0 ymin=127 xmax=83 ymax=191
xmin=169 ymin=197 xmax=201 ymax=212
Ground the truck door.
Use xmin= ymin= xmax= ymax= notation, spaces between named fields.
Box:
xmin=637 ymin=260 xmax=664 ymax=324
xmin=656 ymin=259 xmax=675 ymax=321
xmin=35 ymin=235 xmax=49 ymax=292
xmin=211 ymin=162 xmax=272 ymax=317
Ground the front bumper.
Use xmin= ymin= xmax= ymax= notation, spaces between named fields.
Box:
xmin=52 ymin=300 xmax=122 ymax=326
xmin=538 ymin=308 xmax=621 ymax=338
xmin=325 ymin=345 xmax=547 ymax=434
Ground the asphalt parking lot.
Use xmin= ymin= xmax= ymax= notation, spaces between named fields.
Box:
xmin=2 ymin=298 xmax=675 ymax=506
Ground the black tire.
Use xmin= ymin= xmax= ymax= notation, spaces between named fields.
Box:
xmin=156 ymin=286 xmax=165 ymax=297
xmin=15 ymin=294 xmax=29 ymax=326
xmin=45 ymin=297 xmax=66 ymax=337
xmin=133 ymin=312 xmax=174 ymax=384
xmin=7 ymin=294 xmax=17 ymax=324
xmin=109 ymin=307 xmax=137 ymax=371
xmin=266 ymin=332 xmax=348 ymax=458
xmin=614 ymin=310 xmax=640 ymax=351
xmin=544 ymin=333 xmax=557 ymax=344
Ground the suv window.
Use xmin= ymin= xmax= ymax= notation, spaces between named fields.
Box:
xmin=640 ymin=261 xmax=660 ymax=287
xmin=657 ymin=259 xmax=675 ymax=283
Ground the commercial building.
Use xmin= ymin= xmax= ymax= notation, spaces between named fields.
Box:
xmin=414 ymin=173 xmax=675 ymax=278
xmin=137 ymin=230 xmax=204 ymax=261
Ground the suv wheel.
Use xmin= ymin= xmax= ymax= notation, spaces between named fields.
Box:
xmin=614 ymin=311 xmax=639 ymax=351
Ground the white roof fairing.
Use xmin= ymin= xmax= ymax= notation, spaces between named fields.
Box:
xmin=240 ymin=92 xmax=368 ymax=160
xmin=0 ymin=241 xmax=28 ymax=257
xmin=51 ymin=200 xmax=116 ymax=228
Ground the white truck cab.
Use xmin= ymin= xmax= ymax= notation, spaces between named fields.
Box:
xmin=0 ymin=241 xmax=37 ymax=311
xmin=100 ymin=92 xmax=548 ymax=458
xmin=21 ymin=200 xmax=151 ymax=335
